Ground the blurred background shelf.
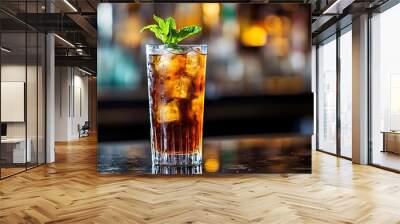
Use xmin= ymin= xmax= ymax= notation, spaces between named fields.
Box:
xmin=99 ymin=93 xmax=313 ymax=141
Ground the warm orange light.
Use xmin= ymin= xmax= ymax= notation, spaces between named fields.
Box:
xmin=272 ymin=36 xmax=289 ymax=56
xmin=264 ymin=15 xmax=282 ymax=36
xmin=203 ymin=3 xmax=220 ymax=16
xmin=205 ymin=158 xmax=220 ymax=173
xmin=116 ymin=15 xmax=141 ymax=48
xmin=264 ymin=15 xmax=292 ymax=37
xmin=175 ymin=4 xmax=202 ymax=28
xmin=241 ymin=25 xmax=267 ymax=47
xmin=202 ymin=3 xmax=220 ymax=27
xmin=281 ymin=16 xmax=292 ymax=36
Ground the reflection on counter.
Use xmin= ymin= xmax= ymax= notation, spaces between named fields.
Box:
xmin=98 ymin=135 xmax=311 ymax=175
xmin=152 ymin=165 xmax=203 ymax=175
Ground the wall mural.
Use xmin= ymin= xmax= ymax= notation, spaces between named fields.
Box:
xmin=97 ymin=3 xmax=313 ymax=175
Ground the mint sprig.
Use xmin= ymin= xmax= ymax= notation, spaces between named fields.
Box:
xmin=141 ymin=15 xmax=202 ymax=47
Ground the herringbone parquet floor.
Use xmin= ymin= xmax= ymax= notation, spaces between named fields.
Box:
xmin=1 ymin=135 xmax=400 ymax=224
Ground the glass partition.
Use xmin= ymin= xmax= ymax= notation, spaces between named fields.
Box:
xmin=371 ymin=4 xmax=400 ymax=171
xmin=0 ymin=1 xmax=46 ymax=179
xmin=27 ymin=0 xmax=40 ymax=170
xmin=317 ymin=36 xmax=337 ymax=154
xmin=339 ymin=28 xmax=352 ymax=158
xmin=1 ymin=31 xmax=28 ymax=177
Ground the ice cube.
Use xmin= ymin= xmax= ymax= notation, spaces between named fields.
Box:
xmin=156 ymin=53 xmax=186 ymax=78
xmin=192 ymin=74 xmax=205 ymax=97
xmin=185 ymin=51 xmax=202 ymax=77
xmin=157 ymin=100 xmax=180 ymax=123
xmin=189 ymin=96 xmax=204 ymax=120
xmin=165 ymin=76 xmax=192 ymax=99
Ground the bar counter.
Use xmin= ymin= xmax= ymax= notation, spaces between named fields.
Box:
xmin=98 ymin=135 xmax=311 ymax=175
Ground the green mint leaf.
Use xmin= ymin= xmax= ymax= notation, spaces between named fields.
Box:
xmin=163 ymin=19 xmax=171 ymax=36
xmin=153 ymin=15 xmax=171 ymax=38
xmin=140 ymin=24 xmax=158 ymax=33
xmin=153 ymin=15 xmax=165 ymax=28
xmin=166 ymin=17 xmax=176 ymax=43
xmin=141 ymin=15 xmax=202 ymax=45
xmin=149 ymin=26 xmax=164 ymax=42
xmin=176 ymin=26 xmax=202 ymax=42
xmin=166 ymin=17 xmax=176 ymax=30
xmin=167 ymin=28 xmax=178 ymax=44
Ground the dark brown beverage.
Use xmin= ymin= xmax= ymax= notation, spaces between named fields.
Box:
xmin=146 ymin=45 xmax=207 ymax=165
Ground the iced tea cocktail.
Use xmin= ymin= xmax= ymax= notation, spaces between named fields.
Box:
xmin=146 ymin=45 xmax=207 ymax=166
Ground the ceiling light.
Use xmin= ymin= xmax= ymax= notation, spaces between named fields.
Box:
xmin=322 ymin=0 xmax=354 ymax=15
xmin=78 ymin=67 xmax=93 ymax=76
xmin=63 ymin=0 xmax=78 ymax=12
xmin=76 ymin=48 xmax=85 ymax=55
xmin=54 ymin=34 xmax=75 ymax=48
xmin=1 ymin=47 xmax=11 ymax=53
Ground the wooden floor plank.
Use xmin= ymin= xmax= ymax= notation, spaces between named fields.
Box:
xmin=0 ymin=135 xmax=400 ymax=223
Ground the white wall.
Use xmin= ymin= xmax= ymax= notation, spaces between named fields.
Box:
xmin=55 ymin=67 xmax=69 ymax=141
xmin=72 ymin=73 xmax=89 ymax=138
xmin=55 ymin=67 xmax=89 ymax=141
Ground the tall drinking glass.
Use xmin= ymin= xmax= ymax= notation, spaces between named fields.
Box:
xmin=146 ymin=44 xmax=207 ymax=166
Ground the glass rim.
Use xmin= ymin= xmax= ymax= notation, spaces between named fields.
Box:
xmin=146 ymin=44 xmax=207 ymax=54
